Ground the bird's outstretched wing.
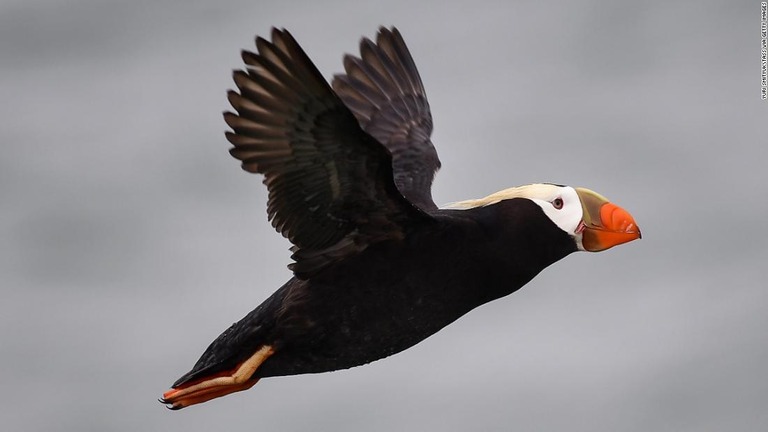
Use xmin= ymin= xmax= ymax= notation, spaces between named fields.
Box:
xmin=332 ymin=27 xmax=441 ymax=212
xmin=225 ymin=28 xmax=431 ymax=277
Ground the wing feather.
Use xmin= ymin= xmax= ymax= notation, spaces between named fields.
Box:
xmin=226 ymin=28 xmax=430 ymax=277
xmin=332 ymin=27 xmax=441 ymax=212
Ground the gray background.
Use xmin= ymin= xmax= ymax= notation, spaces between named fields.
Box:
xmin=2 ymin=0 xmax=767 ymax=431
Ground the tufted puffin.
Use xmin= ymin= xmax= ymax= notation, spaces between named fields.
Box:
xmin=160 ymin=27 xmax=641 ymax=410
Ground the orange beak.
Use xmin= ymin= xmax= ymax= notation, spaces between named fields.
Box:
xmin=575 ymin=188 xmax=641 ymax=252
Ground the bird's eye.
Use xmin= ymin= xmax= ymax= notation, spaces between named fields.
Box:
xmin=552 ymin=198 xmax=564 ymax=210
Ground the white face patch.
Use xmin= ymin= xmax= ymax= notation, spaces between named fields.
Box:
xmin=526 ymin=185 xmax=584 ymax=237
xmin=443 ymin=183 xmax=585 ymax=247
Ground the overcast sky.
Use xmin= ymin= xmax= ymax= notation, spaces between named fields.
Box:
xmin=2 ymin=1 xmax=767 ymax=431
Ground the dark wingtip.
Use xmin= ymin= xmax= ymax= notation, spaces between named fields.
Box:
xmin=270 ymin=27 xmax=297 ymax=49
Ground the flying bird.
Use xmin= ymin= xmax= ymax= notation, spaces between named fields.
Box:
xmin=161 ymin=27 xmax=641 ymax=410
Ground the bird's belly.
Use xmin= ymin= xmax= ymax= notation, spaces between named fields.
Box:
xmin=257 ymin=276 xmax=470 ymax=378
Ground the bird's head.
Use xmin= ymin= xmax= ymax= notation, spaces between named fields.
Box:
xmin=446 ymin=183 xmax=641 ymax=252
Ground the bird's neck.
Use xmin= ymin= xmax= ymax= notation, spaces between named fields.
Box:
xmin=438 ymin=200 xmax=577 ymax=304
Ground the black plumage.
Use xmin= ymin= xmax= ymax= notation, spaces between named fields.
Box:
xmin=161 ymin=27 xmax=640 ymax=410
xmin=224 ymin=28 xmax=432 ymax=278
xmin=173 ymin=200 xmax=574 ymax=384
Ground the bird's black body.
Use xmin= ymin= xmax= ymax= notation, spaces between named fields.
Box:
xmin=174 ymin=200 xmax=576 ymax=386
